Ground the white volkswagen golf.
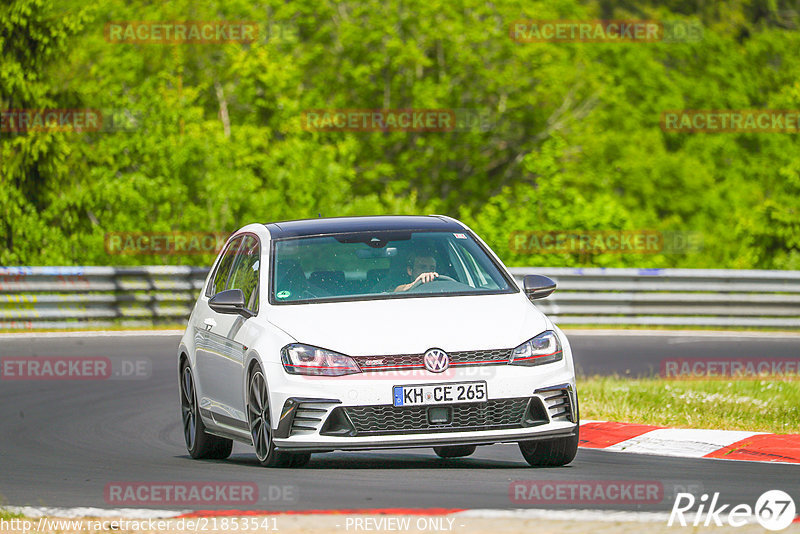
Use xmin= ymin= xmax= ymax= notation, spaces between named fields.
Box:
xmin=178 ymin=215 xmax=579 ymax=467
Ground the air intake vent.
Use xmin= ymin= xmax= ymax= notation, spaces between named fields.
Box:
xmin=290 ymin=400 xmax=339 ymax=436
xmin=274 ymin=397 xmax=342 ymax=439
xmin=536 ymin=385 xmax=575 ymax=423
xmin=340 ymin=397 xmax=531 ymax=436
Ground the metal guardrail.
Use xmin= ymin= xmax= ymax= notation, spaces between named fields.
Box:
xmin=512 ymin=267 xmax=800 ymax=328
xmin=1 ymin=266 xmax=799 ymax=330
xmin=0 ymin=266 xmax=209 ymax=330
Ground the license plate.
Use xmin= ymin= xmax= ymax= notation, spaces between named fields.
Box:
xmin=392 ymin=381 xmax=488 ymax=407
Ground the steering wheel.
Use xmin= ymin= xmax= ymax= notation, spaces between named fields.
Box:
xmin=408 ymin=274 xmax=466 ymax=292
xmin=409 ymin=274 xmax=456 ymax=290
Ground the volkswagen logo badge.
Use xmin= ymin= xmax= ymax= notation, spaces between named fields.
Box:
xmin=424 ymin=348 xmax=450 ymax=373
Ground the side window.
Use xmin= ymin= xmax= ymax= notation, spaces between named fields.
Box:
xmin=446 ymin=242 xmax=473 ymax=286
xmin=227 ymin=235 xmax=261 ymax=313
xmin=207 ymin=236 xmax=243 ymax=297
xmin=453 ymin=242 xmax=496 ymax=289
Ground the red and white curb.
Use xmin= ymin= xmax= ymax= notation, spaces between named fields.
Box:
xmin=580 ymin=421 xmax=800 ymax=463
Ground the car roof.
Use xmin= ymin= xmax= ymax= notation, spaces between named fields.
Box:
xmin=264 ymin=215 xmax=464 ymax=239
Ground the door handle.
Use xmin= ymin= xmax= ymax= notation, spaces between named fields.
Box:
xmin=203 ymin=318 xmax=217 ymax=330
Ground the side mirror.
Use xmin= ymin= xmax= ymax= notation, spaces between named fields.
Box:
xmin=522 ymin=275 xmax=556 ymax=300
xmin=209 ymin=288 xmax=254 ymax=318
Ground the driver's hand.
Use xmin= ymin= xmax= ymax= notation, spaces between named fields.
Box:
xmin=415 ymin=272 xmax=439 ymax=285
xmin=394 ymin=272 xmax=439 ymax=292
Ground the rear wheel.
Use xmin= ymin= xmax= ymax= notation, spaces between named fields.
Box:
xmin=433 ymin=445 xmax=477 ymax=458
xmin=518 ymin=428 xmax=579 ymax=467
xmin=180 ymin=361 xmax=233 ymax=460
xmin=247 ymin=366 xmax=311 ymax=468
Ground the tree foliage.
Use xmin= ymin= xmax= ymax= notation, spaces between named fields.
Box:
xmin=1 ymin=0 xmax=798 ymax=268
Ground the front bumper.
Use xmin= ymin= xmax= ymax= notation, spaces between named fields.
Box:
xmin=265 ymin=341 xmax=578 ymax=452
xmin=270 ymin=379 xmax=578 ymax=451
xmin=274 ymin=423 xmax=578 ymax=452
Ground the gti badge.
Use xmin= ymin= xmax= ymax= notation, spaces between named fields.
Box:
xmin=424 ymin=348 xmax=450 ymax=373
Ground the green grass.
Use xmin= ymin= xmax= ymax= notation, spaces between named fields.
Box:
xmin=0 ymin=324 xmax=186 ymax=334
xmin=0 ymin=509 xmax=23 ymax=520
xmin=579 ymin=376 xmax=800 ymax=434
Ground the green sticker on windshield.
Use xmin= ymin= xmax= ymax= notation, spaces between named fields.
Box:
xmin=277 ymin=290 xmax=291 ymax=299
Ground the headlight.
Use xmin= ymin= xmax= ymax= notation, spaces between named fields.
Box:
xmin=280 ymin=343 xmax=362 ymax=376
xmin=509 ymin=330 xmax=563 ymax=366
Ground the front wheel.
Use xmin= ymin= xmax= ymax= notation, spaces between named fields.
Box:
xmin=180 ymin=361 xmax=232 ymax=460
xmin=518 ymin=427 xmax=579 ymax=467
xmin=247 ymin=367 xmax=311 ymax=468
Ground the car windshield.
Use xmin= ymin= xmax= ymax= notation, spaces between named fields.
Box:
xmin=271 ymin=230 xmax=515 ymax=303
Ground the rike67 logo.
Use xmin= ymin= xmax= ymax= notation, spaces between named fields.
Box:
xmin=669 ymin=490 xmax=796 ymax=531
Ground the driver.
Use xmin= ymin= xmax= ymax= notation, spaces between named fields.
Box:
xmin=394 ymin=252 xmax=439 ymax=292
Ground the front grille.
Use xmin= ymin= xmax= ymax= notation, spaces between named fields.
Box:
xmin=450 ymin=348 xmax=513 ymax=365
xmin=352 ymin=353 xmax=421 ymax=370
xmin=352 ymin=348 xmax=513 ymax=372
xmin=341 ymin=397 xmax=532 ymax=436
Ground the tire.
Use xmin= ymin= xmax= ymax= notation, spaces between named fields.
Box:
xmin=247 ymin=366 xmax=311 ymax=468
xmin=180 ymin=361 xmax=233 ymax=460
xmin=518 ymin=426 xmax=579 ymax=467
xmin=433 ymin=445 xmax=477 ymax=458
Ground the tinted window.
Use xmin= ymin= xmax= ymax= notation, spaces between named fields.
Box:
xmin=451 ymin=240 xmax=502 ymax=290
xmin=271 ymin=231 xmax=514 ymax=304
xmin=207 ymin=236 xmax=242 ymax=297
xmin=227 ymin=235 xmax=260 ymax=312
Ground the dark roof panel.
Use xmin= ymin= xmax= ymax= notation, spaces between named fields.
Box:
xmin=264 ymin=215 xmax=464 ymax=239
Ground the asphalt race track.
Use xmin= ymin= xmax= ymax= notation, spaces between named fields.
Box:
xmin=568 ymin=330 xmax=800 ymax=377
xmin=1 ymin=331 xmax=799 ymax=512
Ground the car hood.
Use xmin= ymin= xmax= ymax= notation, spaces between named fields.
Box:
xmin=265 ymin=293 xmax=549 ymax=356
